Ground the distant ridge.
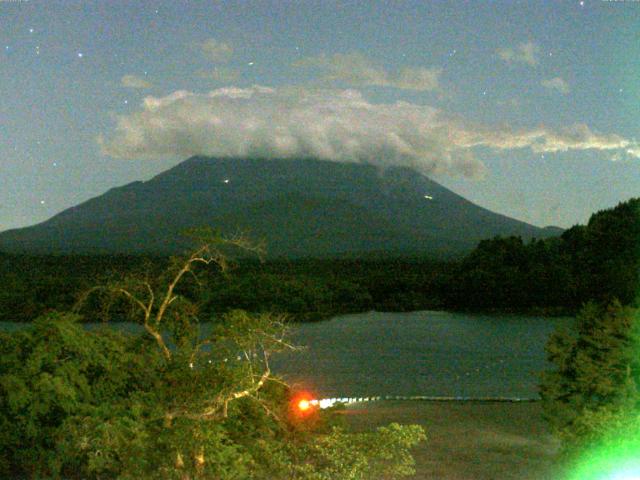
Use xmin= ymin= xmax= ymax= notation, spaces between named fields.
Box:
xmin=0 ymin=157 xmax=562 ymax=258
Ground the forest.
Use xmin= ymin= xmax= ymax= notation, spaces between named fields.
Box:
xmin=0 ymin=233 xmax=426 ymax=479
xmin=1 ymin=198 xmax=637 ymax=324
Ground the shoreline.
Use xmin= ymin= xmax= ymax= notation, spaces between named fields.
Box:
xmin=343 ymin=400 xmax=561 ymax=480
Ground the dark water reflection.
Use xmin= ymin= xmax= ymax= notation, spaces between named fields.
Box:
xmin=271 ymin=311 xmax=570 ymax=399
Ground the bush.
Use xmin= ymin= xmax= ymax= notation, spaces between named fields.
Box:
xmin=1 ymin=234 xmax=425 ymax=479
xmin=540 ymin=300 xmax=640 ymax=455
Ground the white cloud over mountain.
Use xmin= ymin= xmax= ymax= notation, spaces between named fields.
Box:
xmin=100 ymin=86 xmax=639 ymax=177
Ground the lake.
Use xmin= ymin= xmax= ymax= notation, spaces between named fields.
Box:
xmin=1 ymin=311 xmax=569 ymax=399
xmin=271 ymin=310 xmax=569 ymax=399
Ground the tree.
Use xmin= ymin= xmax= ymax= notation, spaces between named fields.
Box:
xmin=562 ymin=198 xmax=640 ymax=308
xmin=0 ymin=312 xmax=151 ymax=479
xmin=540 ymin=300 xmax=640 ymax=455
xmin=1 ymin=230 xmax=425 ymax=479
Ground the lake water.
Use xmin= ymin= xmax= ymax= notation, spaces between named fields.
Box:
xmin=1 ymin=311 xmax=569 ymax=399
xmin=271 ymin=310 xmax=569 ymax=399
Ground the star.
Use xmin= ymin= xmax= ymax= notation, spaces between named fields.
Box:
xmin=29 ymin=28 xmax=34 ymax=33
xmin=123 ymin=99 xmax=128 ymax=104
xmin=77 ymin=52 xmax=84 ymax=58
xmin=39 ymin=200 xmax=45 ymax=205
xmin=579 ymin=0 xmax=584 ymax=5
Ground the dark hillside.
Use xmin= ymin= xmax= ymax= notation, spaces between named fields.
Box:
xmin=0 ymin=156 xmax=558 ymax=258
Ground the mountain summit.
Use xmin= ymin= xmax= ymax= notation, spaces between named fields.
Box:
xmin=0 ymin=157 xmax=561 ymax=257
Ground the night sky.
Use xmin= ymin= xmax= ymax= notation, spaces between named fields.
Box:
xmin=1 ymin=0 xmax=638 ymax=232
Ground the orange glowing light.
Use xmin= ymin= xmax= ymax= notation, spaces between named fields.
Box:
xmin=298 ymin=399 xmax=311 ymax=411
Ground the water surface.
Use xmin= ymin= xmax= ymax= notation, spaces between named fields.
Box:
xmin=1 ymin=311 xmax=569 ymax=399
xmin=271 ymin=310 xmax=569 ymax=399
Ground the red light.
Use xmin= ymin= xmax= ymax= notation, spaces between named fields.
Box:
xmin=291 ymin=391 xmax=316 ymax=417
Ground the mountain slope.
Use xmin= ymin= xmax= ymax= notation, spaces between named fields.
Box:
xmin=0 ymin=157 xmax=561 ymax=257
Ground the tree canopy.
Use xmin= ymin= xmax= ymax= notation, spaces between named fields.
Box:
xmin=0 ymin=231 xmax=425 ymax=479
xmin=540 ymin=301 xmax=640 ymax=448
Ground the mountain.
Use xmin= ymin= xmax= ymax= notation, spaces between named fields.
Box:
xmin=0 ymin=157 xmax=562 ymax=258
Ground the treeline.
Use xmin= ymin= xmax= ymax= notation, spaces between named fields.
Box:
xmin=0 ymin=254 xmax=167 ymax=323
xmin=0 ymin=198 xmax=637 ymax=322
xmin=200 ymin=258 xmax=448 ymax=321
xmin=0 ymin=254 xmax=449 ymax=323
xmin=443 ymin=198 xmax=639 ymax=312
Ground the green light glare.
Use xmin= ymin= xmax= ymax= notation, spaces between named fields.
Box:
xmin=566 ymin=427 xmax=640 ymax=480
xmin=610 ymin=465 xmax=640 ymax=480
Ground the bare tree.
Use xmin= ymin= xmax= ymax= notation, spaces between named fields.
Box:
xmin=76 ymin=228 xmax=296 ymax=477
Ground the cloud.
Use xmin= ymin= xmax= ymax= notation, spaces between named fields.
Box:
xmin=535 ymin=124 xmax=631 ymax=153
xmin=197 ymin=67 xmax=240 ymax=83
xmin=198 ymin=38 xmax=233 ymax=63
xmin=121 ymin=74 xmax=152 ymax=89
xmin=295 ymin=52 xmax=442 ymax=91
xmin=99 ymin=86 xmax=481 ymax=176
xmin=454 ymin=122 xmax=634 ymax=156
xmin=626 ymin=146 xmax=640 ymax=158
xmin=611 ymin=145 xmax=640 ymax=162
xmin=99 ymin=86 xmax=640 ymax=177
xmin=497 ymin=41 xmax=540 ymax=66
xmin=541 ymin=77 xmax=570 ymax=94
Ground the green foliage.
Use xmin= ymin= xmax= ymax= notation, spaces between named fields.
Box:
xmin=293 ymin=423 xmax=426 ymax=480
xmin=0 ymin=312 xmax=160 ymax=478
xmin=0 ymin=254 xmax=164 ymax=323
xmin=444 ymin=198 xmax=639 ymax=313
xmin=203 ymin=271 xmax=375 ymax=321
xmin=540 ymin=300 xmax=640 ymax=455
xmin=0 ymin=241 xmax=425 ymax=479
xmin=1 ymin=312 xmax=425 ymax=480
xmin=570 ymin=198 xmax=640 ymax=306
xmin=442 ymin=235 xmax=572 ymax=311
